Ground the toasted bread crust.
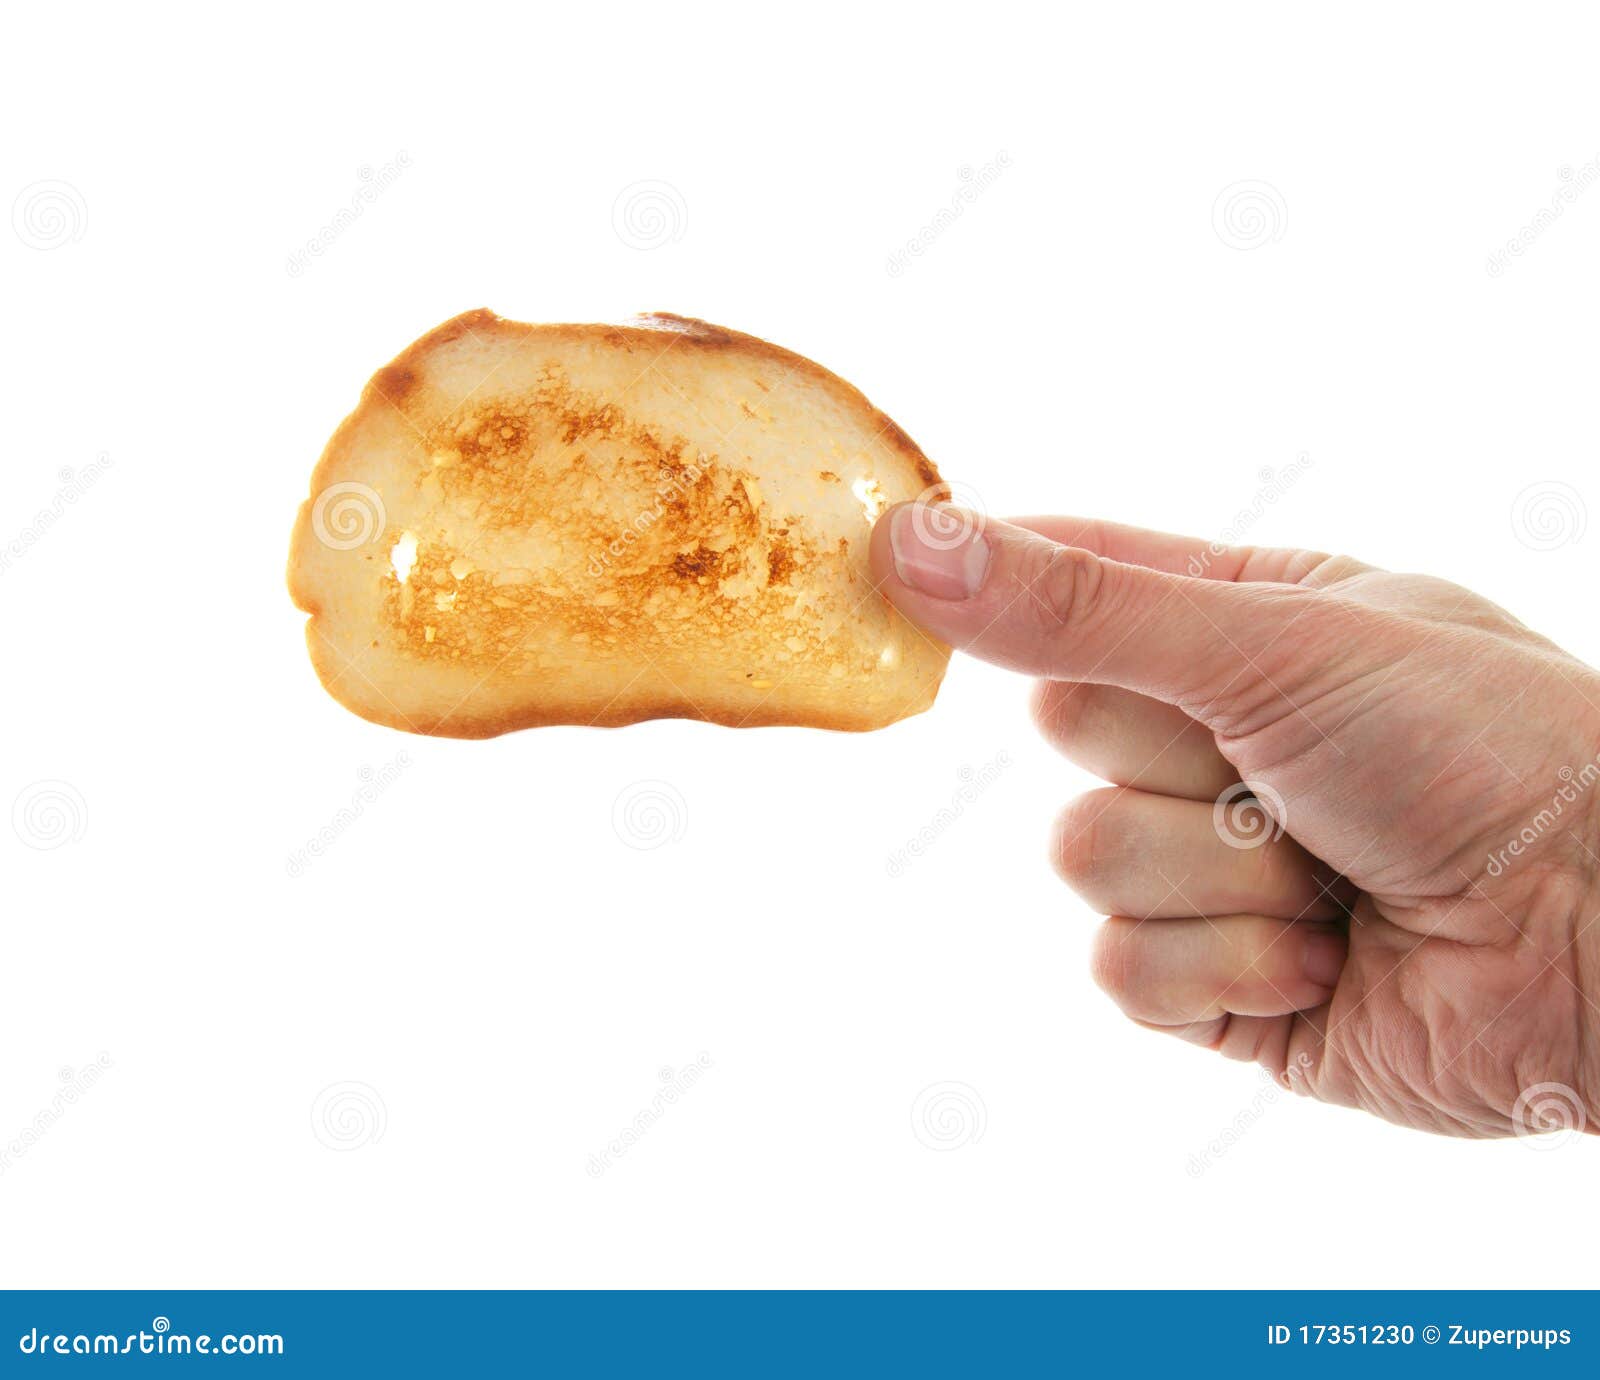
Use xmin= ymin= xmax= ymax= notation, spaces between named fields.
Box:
xmin=288 ymin=310 xmax=951 ymax=737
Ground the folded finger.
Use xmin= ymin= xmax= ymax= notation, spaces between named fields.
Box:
xmin=1007 ymin=515 xmax=1371 ymax=586
xmin=1054 ymin=788 xmax=1348 ymax=920
xmin=1132 ymin=1010 xmax=1326 ymax=1091
xmin=1031 ymin=680 xmax=1237 ymax=800
xmin=1091 ymin=914 xmax=1347 ymax=1025
xmin=1005 ymin=515 xmax=1304 ymax=581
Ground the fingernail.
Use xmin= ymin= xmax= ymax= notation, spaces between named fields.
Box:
xmin=889 ymin=504 xmax=992 ymax=600
xmin=1301 ymin=927 xmax=1347 ymax=988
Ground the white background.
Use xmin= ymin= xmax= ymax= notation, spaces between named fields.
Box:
xmin=4 ymin=1 xmax=1597 ymax=1288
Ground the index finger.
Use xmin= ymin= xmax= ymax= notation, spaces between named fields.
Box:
xmin=1007 ymin=515 xmax=1340 ymax=585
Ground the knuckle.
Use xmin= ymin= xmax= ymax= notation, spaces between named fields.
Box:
xmin=1031 ymin=680 xmax=1101 ymax=750
xmin=1293 ymin=552 xmax=1366 ymax=586
xmin=1089 ymin=921 xmax=1140 ymax=1003
xmin=1052 ymin=789 xmax=1121 ymax=893
xmin=1027 ymin=678 xmax=1060 ymax=734
xmin=1031 ymin=546 xmax=1106 ymax=632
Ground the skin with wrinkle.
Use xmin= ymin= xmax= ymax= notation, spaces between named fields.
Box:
xmin=872 ymin=507 xmax=1600 ymax=1139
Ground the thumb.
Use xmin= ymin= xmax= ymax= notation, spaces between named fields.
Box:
xmin=870 ymin=503 xmax=1337 ymax=717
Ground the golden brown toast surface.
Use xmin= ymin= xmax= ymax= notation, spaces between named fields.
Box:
xmin=287 ymin=310 xmax=952 ymax=737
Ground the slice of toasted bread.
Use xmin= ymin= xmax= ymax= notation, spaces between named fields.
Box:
xmin=287 ymin=310 xmax=951 ymax=737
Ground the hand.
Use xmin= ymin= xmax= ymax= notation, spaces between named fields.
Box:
xmin=871 ymin=502 xmax=1600 ymax=1139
